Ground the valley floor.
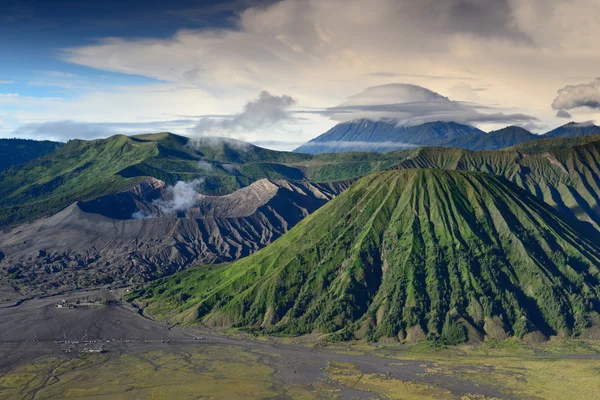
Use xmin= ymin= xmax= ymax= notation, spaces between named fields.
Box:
xmin=0 ymin=290 xmax=599 ymax=400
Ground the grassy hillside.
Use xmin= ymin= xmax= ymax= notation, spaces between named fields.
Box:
xmin=5 ymin=130 xmax=600 ymax=233
xmin=130 ymin=169 xmax=600 ymax=343
xmin=440 ymin=126 xmax=538 ymax=151
xmin=392 ymin=142 xmax=600 ymax=233
xmin=0 ymin=138 xmax=63 ymax=171
xmin=0 ymin=133 xmax=413 ymax=227
xmin=506 ymin=133 xmax=600 ymax=152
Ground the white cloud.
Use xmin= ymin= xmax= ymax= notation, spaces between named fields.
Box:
xmin=0 ymin=80 xmax=15 ymax=85
xmin=6 ymin=0 xmax=600 ymax=144
xmin=552 ymin=78 xmax=600 ymax=111
xmin=192 ymin=90 xmax=296 ymax=137
xmin=320 ymin=84 xmax=537 ymax=126
xmin=11 ymin=119 xmax=197 ymax=142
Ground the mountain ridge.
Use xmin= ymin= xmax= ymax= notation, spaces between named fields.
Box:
xmin=0 ymin=177 xmax=351 ymax=297
xmin=131 ymin=169 xmax=600 ymax=343
xmin=0 ymin=138 xmax=63 ymax=171
xmin=294 ymin=120 xmax=485 ymax=153
xmin=294 ymin=120 xmax=600 ymax=154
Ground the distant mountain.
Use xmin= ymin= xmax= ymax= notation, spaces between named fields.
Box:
xmin=295 ymin=120 xmax=600 ymax=154
xmin=294 ymin=120 xmax=485 ymax=154
xmin=543 ymin=122 xmax=600 ymax=138
xmin=439 ymin=126 xmax=538 ymax=151
xmin=132 ymin=169 xmax=600 ymax=342
xmin=0 ymin=138 xmax=63 ymax=171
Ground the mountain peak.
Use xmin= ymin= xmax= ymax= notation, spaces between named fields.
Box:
xmin=133 ymin=168 xmax=600 ymax=342
xmin=294 ymin=120 xmax=485 ymax=154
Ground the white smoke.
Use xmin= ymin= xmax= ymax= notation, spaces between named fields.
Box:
xmin=188 ymin=136 xmax=252 ymax=152
xmin=153 ymin=178 xmax=205 ymax=215
xmin=221 ymin=164 xmax=237 ymax=173
xmin=131 ymin=210 xmax=152 ymax=219
xmin=197 ymin=160 xmax=213 ymax=172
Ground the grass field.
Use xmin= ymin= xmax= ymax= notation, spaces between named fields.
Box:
xmin=2 ymin=339 xmax=600 ymax=399
xmin=0 ymin=346 xmax=304 ymax=400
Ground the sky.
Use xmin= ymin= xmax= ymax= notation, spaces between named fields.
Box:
xmin=1 ymin=0 xmax=600 ymax=150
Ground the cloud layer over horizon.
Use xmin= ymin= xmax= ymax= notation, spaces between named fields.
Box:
xmin=3 ymin=0 xmax=600 ymax=147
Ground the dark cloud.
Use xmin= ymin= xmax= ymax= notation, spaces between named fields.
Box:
xmin=552 ymin=78 xmax=600 ymax=111
xmin=556 ymin=110 xmax=572 ymax=119
xmin=192 ymin=91 xmax=296 ymax=136
xmin=393 ymin=0 xmax=531 ymax=42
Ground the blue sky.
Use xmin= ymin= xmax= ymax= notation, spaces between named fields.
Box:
xmin=1 ymin=0 xmax=261 ymax=98
xmin=1 ymin=0 xmax=600 ymax=149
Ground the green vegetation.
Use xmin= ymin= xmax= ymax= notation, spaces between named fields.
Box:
xmin=326 ymin=361 xmax=456 ymax=399
xmin=0 ymin=135 xmax=156 ymax=227
xmin=0 ymin=347 xmax=287 ymax=400
xmin=3 ymin=342 xmax=599 ymax=400
xmin=506 ymin=133 xmax=600 ymax=152
xmin=393 ymin=142 xmax=600 ymax=233
xmin=0 ymin=132 xmax=412 ymax=227
xmin=441 ymin=125 xmax=538 ymax=151
xmin=131 ymin=169 xmax=600 ymax=342
xmin=0 ymin=138 xmax=63 ymax=171
xmin=5 ymin=130 xmax=600 ymax=234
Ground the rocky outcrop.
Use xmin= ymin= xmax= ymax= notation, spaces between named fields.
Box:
xmin=0 ymin=178 xmax=350 ymax=297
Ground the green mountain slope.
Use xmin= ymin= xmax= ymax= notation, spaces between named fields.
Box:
xmin=506 ymin=133 xmax=600 ymax=152
xmin=0 ymin=138 xmax=63 ymax=171
xmin=440 ymin=126 xmax=538 ymax=151
xmin=131 ymin=169 xmax=600 ymax=342
xmin=0 ymin=132 xmax=413 ymax=227
xmin=392 ymin=141 xmax=600 ymax=233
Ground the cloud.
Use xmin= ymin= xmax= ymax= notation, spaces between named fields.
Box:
xmin=312 ymin=83 xmax=538 ymax=126
xmin=0 ymin=80 xmax=15 ymax=85
xmin=11 ymin=119 xmax=196 ymax=141
xmin=300 ymin=141 xmax=420 ymax=150
xmin=368 ymin=72 xmax=477 ymax=81
xmin=250 ymin=140 xmax=307 ymax=151
xmin=552 ymin=78 xmax=600 ymax=111
xmin=448 ymin=82 xmax=487 ymax=102
xmin=196 ymin=160 xmax=214 ymax=172
xmin=9 ymin=0 xmax=600 ymax=146
xmin=12 ymin=120 xmax=112 ymax=141
xmin=188 ymin=136 xmax=253 ymax=151
xmin=28 ymin=70 xmax=89 ymax=90
xmin=556 ymin=110 xmax=572 ymax=119
xmin=154 ymin=178 xmax=204 ymax=215
xmin=569 ymin=120 xmax=597 ymax=128
xmin=191 ymin=90 xmax=296 ymax=137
